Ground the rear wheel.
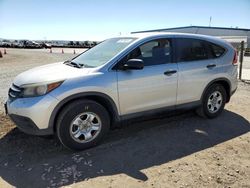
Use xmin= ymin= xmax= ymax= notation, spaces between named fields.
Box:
xmin=56 ymin=100 xmax=110 ymax=150
xmin=196 ymin=84 xmax=227 ymax=118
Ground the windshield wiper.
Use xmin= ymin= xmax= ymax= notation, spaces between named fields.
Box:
xmin=64 ymin=60 xmax=85 ymax=68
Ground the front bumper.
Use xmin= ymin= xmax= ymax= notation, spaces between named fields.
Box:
xmin=6 ymin=94 xmax=59 ymax=135
xmin=8 ymin=114 xmax=53 ymax=135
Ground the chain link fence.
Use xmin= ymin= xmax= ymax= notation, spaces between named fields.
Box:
xmin=238 ymin=41 xmax=250 ymax=81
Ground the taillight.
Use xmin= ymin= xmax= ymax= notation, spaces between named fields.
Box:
xmin=232 ymin=50 xmax=238 ymax=65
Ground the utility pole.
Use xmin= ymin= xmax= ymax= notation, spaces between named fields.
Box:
xmin=209 ymin=16 xmax=212 ymax=27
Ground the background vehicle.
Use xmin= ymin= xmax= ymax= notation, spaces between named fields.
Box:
xmin=41 ymin=42 xmax=52 ymax=49
xmin=23 ymin=40 xmax=42 ymax=48
xmin=5 ymin=33 xmax=238 ymax=150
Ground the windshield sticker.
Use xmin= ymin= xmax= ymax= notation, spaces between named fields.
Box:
xmin=117 ymin=39 xmax=133 ymax=43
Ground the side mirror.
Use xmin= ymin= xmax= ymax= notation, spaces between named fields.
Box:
xmin=122 ymin=59 xmax=144 ymax=70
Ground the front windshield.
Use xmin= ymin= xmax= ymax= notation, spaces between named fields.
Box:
xmin=72 ymin=37 xmax=137 ymax=68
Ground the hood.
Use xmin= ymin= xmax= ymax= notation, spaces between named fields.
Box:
xmin=13 ymin=62 xmax=91 ymax=86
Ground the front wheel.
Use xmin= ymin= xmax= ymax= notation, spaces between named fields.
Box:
xmin=196 ymin=84 xmax=227 ymax=118
xmin=56 ymin=100 xmax=110 ymax=150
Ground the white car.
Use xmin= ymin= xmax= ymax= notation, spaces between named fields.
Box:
xmin=5 ymin=32 xmax=238 ymax=150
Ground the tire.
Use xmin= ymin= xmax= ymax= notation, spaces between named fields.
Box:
xmin=196 ymin=84 xmax=227 ymax=119
xmin=56 ymin=99 xmax=110 ymax=150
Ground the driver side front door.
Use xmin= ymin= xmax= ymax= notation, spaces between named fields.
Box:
xmin=116 ymin=38 xmax=178 ymax=116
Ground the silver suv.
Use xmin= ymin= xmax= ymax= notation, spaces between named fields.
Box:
xmin=5 ymin=33 xmax=238 ymax=150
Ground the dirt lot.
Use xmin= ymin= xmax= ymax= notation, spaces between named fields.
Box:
xmin=0 ymin=49 xmax=250 ymax=188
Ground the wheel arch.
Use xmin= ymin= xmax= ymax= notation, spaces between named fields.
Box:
xmin=49 ymin=92 xmax=120 ymax=133
xmin=201 ymin=78 xmax=231 ymax=103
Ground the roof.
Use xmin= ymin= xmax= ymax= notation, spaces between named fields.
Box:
xmin=120 ymin=32 xmax=229 ymax=46
xmin=126 ymin=31 xmax=218 ymax=39
xmin=132 ymin=26 xmax=250 ymax=34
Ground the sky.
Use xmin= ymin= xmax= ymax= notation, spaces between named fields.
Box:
xmin=0 ymin=0 xmax=249 ymax=41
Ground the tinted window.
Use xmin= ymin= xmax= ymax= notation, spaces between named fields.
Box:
xmin=126 ymin=39 xmax=171 ymax=66
xmin=176 ymin=38 xmax=208 ymax=62
xmin=210 ymin=43 xmax=225 ymax=58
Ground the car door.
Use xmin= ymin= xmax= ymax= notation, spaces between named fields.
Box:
xmin=175 ymin=38 xmax=219 ymax=105
xmin=115 ymin=38 xmax=178 ymax=115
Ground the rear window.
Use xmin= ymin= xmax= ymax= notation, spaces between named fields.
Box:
xmin=176 ymin=38 xmax=208 ymax=62
xmin=209 ymin=43 xmax=226 ymax=58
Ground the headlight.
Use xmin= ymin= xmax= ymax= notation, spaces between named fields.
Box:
xmin=21 ymin=81 xmax=63 ymax=97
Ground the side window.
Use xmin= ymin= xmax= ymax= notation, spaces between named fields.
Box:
xmin=140 ymin=41 xmax=158 ymax=57
xmin=126 ymin=39 xmax=172 ymax=66
xmin=210 ymin=43 xmax=225 ymax=58
xmin=176 ymin=38 xmax=209 ymax=62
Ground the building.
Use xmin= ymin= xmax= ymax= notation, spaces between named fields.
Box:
xmin=132 ymin=26 xmax=250 ymax=48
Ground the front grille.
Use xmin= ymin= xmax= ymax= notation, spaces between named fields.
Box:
xmin=8 ymin=84 xmax=22 ymax=100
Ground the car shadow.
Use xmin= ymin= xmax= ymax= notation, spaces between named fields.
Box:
xmin=0 ymin=110 xmax=249 ymax=188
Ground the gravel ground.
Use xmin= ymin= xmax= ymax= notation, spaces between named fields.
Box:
xmin=0 ymin=49 xmax=249 ymax=188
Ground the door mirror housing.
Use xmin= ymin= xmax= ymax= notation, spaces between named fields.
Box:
xmin=122 ymin=59 xmax=144 ymax=70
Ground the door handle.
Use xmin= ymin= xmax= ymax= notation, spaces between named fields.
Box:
xmin=206 ymin=64 xmax=216 ymax=68
xmin=164 ymin=70 xmax=177 ymax=76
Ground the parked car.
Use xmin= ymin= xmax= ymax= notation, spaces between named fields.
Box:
xmin=5 ymin=33 xmax=238 ymax=150
xmin=0 ymin=42 xmax=12 ymax=48
xmin=24 ymin=40 xmax=42 ymax=49
xmin=41 ymin=42 xmax=52 ymax=49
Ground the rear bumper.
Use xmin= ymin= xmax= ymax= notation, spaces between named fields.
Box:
xmin=9 ymin=114 xmax=53 ymax=135
xmin=230 ymin=86 xmax=237 ymax=97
